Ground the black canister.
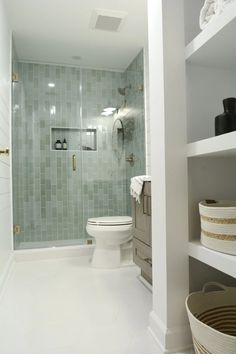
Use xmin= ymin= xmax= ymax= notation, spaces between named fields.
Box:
xmin=215 ymin=97 xmax=236 ymax=136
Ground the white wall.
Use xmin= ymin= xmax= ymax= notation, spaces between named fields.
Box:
xmin=184 ymin=0 xmax=204 ymax=44
xmin=148 ymin=0 xmax=191 ymax=352
xmin=187 ymin=64 xmax=236 ymax=143
xmin=0 ymin=0 xmax=13 ymax=288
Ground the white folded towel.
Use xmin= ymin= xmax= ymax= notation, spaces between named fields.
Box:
xmin=130 ymin=175 xmax=151 ymax=203
xmin=199 ymin=0 xmax=221 ymax=30
xmin=200 ymin=0 xmax=235 ymax=30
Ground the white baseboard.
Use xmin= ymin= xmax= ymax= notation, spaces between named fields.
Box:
xmin=148 ymin=310 xmax=193 ymax=354
xmin=138 ymin=275 xmax=152 ymax=292
xmin=0 ymin=252 xmax=15 ymax=299
xmin=14 ymin=244 xmax=95 ymax=262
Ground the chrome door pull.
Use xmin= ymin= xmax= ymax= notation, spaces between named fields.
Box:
xmin=0 ymin=148 xmax=9 ymax=155
xmin=72 ymin=154 xmax=76 ymax=171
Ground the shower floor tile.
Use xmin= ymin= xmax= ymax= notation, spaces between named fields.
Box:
xmin=0 ymin=256 xmax=159 ymax=354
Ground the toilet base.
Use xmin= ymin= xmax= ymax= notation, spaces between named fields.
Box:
xmin=91 ymin=240 xmax=133 ymax=269
xmin=92 ymin=244 xmax=121 ymax=268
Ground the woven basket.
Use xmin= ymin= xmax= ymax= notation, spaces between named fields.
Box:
xmin=186 ymin=282 xmax=236 ymax=354
xmin=199 ymin=200 xmax=236 ymax=255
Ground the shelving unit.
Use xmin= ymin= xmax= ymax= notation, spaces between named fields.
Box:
xmin=186 ymin=2 xmax=236 ymax=282
xmin=186 ymin=2 xmax=236 ymax=69
xmin=187 ymin=131 xmax=236 ymax=157
xmin=189 ymin=241 xmax=236 ymax=279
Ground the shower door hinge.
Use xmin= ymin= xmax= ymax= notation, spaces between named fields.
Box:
xmin=12 ymin=73 xmax=19 ymax=83
xmin=13 ymin=224 xmax=21 ymax=235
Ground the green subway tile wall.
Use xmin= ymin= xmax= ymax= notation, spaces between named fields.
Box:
xmin=122 ymin=50 xmax=146 ymax=215
xmin=12 ymin=50 xmax=145 ymax=249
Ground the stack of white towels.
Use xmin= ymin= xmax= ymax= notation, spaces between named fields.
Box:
xmin=200 ymin=0 xmax=235 ymax=29
xmin=130 ymin=175 xmax=151 ymax=203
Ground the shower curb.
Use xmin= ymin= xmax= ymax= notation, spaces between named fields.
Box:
xmin=13 ymin=244 xmax=95 ymax=262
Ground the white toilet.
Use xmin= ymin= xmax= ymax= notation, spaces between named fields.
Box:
xmin=86 ymin=216 xmax=132 ymax=268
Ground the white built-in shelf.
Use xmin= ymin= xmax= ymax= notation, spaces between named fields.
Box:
xmin=185 ymin=3 xmax=236 ymax=69
xmin=189 ymin=241 xmax=236 ymax=279
xmin=187 ymin=131 xmax=236 ymax=157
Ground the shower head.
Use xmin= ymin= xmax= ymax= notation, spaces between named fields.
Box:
xmin=117 ymin=85 xmax=131 ymax=96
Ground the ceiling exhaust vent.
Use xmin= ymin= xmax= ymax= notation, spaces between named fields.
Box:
xmin=90 ymin=9 xmax=127 ymax=32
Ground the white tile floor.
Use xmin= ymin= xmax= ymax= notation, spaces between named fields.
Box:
xmin=0 ymin=256 xmax=159 ymax=354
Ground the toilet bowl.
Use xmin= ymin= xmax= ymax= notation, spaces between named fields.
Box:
xmin=86 ymin=216 xmax=132 ymax=268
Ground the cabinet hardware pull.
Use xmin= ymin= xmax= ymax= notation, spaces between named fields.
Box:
xmin=144 ymin=257 xmax=152 ymax=266
xmin=143 ymin=195 xmax=148 ymax=214
xmin=72 ymin=154 xmax=76 ymax=171
xmin=147 ymin=196 xmax=152 ymax=216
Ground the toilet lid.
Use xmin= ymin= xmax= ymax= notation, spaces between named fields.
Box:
xmin=87 ymin=216 xmax=132 ymax=226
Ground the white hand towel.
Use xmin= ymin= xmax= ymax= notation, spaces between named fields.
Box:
xmin=200 ymin=0 xmax=236 ymax=30
xmin=199 ymin=0 xmax=221 ymax=30
xmin=130 ymin=175 xmax=151 ymax=203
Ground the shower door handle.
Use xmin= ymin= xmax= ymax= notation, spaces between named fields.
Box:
xmin=72 ymin=154 xmax=76 ymax=171
xmin=0 ymin=148 xmax=9 ymax=155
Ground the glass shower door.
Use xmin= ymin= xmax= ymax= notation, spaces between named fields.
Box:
xmin=12 ymin=62 xmax=84 ymax=249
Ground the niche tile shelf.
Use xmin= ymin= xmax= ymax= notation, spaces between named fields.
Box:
xmin=51 ymin=127 xmax=97 ymax=151
xmin=185 ymin=2 xmax=236 ymax=69
xmin=187 ymin=131 xmax=236 ymax=157
xmin=189 ymin=241 xmax=236 ymax=279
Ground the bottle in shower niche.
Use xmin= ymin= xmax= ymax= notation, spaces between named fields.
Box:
xmin=62 ymin=139 xmax=67 ymax=150
xmin=215 ymin=97 xmax=236 ymax=136
xmin=55 ymin=139 xmax=62 ymax=150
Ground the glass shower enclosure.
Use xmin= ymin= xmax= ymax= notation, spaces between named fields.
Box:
xmin=12 ymin=50 xmax=146 ymax=250
xmin=12 ymin=63 xmax=84 ymax=249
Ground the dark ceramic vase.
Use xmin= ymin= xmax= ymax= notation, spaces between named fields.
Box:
xmin=215 ymin=97 xmax=236 ymax=136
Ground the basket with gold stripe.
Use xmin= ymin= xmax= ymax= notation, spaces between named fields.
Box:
xmin=199 ymin=200 xmax=236 ymax=255
xmin=186 ymin=283 xmax=236 ymax=354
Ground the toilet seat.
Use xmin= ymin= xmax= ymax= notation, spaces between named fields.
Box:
xmin=87 ymin=216 xmax=132 ymax=226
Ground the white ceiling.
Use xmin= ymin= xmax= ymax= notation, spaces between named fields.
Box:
xmin=6 ymin=0 xmax=148 ymax=71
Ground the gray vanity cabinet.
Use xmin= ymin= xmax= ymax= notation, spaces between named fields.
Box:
xmin=132 ymin=182 xmax=152 ymax=284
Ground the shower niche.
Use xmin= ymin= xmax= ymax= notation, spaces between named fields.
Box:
xmin=51 ymin=127 xmax=97 ymax=151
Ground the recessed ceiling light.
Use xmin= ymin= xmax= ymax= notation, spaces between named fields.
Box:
xmin=72 ymin=56 xmax=81 ymax=60
xmin=104 ymin=107 xmax=116 ymax=112
xmin=48 ymin=83 xmax=55 ymax=88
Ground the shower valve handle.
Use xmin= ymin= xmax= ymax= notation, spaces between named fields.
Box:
xmin=126 ymin=153 xmax=136 ymax=166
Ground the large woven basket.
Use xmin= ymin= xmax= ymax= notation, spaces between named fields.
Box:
xmin=199 ymin=200 xmax=236 ymax=255
xmin=186 ymin=282 xmax=236 ymax=354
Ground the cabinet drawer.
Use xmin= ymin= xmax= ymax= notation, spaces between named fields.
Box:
xmin=133 ymin=238 xmax=152 ymax=280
